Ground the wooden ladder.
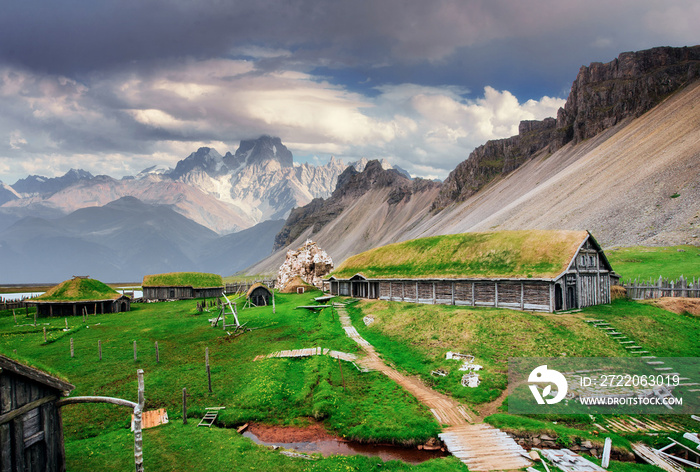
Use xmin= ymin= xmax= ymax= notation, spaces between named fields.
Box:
xmin=197 ymin=407 xmax=225 ymax=427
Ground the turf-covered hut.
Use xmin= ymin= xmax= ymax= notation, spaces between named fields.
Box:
xmin=327 ymin=230 xmax=616 ymax=312
xmin=142 ymin=272 xmax=224 ymax=301
xmin=0 ymin=354 xmax=74 ymax=472
xmin=29 ymin=276 xmax=130 ymax=317
xmin=246 ymin=283 xmax=272 ymax=306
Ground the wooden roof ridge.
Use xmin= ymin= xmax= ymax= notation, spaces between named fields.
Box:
xmin=0 ymin=354 xmax=74 ymax=393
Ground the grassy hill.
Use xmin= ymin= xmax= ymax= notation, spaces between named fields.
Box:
xmin=606 ymin=245 xmax=700 ymax=281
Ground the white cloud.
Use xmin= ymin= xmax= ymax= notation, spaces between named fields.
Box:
xmin=0 ymin=58 xmax=566 ymax=182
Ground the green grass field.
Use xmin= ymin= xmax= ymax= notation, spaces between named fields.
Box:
xmin=2 ymin=286 xmax=698 ymax=471
xmin=606 ymin=245 xmax=700 ymax=281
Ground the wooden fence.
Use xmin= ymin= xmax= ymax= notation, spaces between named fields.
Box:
xmin=224 ymin=279 xmax=276 ymax=294
xmin=624 ymin=276 xmax=700 ymax=300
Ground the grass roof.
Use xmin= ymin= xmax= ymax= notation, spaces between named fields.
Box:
xmin=331 ymin=230 xmax=589 ymax=280
xmin=142 ymin=272 xmax=223 ymax=288
xmin=35 ymin=277 xmax=122 ymax=302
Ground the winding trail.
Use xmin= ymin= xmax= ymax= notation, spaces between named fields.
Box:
xmin=335 ymin=303 xmax=531 ymax=471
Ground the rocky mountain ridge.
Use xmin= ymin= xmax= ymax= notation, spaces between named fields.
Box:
xmin=2 ymin=136 xmax=350 ymax=234
xmin=273 ymin=160 xmax=440 ymax=250
xmin=432 ymin=45 xmax=700 ymax=210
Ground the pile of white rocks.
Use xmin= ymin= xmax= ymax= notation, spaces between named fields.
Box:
xmin=277 ymin=239 xmax=334 ymax=289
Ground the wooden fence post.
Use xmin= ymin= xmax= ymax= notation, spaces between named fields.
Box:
xmin=65 ymin=318 xmax=68 ymax=330
xmin=70 ymin=338 xmax=74 ymax=358
xmin=182 ymin=388 xmax=187 ymax=425
xmin=134 ymin=369 xmax=145 ymax=472
xmin=12 ymin=309 xmax=16 ymax=324
xmin=33 ymin=311 xmax=37 ymax=327
xmin=155 ymin=341 xmax=159 ymax=363
xmin=206 ymin=347 xmax=212 ymax=393
xmin=43 ymin=327 xmax=47 ymax=343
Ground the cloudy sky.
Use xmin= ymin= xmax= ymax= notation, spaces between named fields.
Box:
xmin=1 ymin=0 xmax=698 ymax=182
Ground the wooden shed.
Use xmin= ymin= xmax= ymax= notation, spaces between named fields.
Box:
xmin=246 ymin=283 xmax=272 ymax=307
xmin=328 ymin=230 xmax=617 ymax=312
xmin=0 ymin=354 xmax=74 ymax=472
xmin=142 ymin=272 xmax=224 ymax=301
xmin=28 ymin=276 xmax=130 ymax=317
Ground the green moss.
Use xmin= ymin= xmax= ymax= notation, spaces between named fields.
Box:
xmin=35 ymin=277 xmax=121 ymax=301
xmin=331 ymin=230 xmax=588 ymax=279
xmin=143 ymin=272 xmax=223 ymax=288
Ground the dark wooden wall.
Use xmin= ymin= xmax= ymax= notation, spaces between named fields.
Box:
xmin=0 ymin=372 xmax=65 ymax=472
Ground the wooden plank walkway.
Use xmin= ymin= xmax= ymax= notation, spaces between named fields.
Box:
xmin=253 ymin=347 xmax=359 ymax=364
xmin=335 ymin=305 xmax=530 ymax=471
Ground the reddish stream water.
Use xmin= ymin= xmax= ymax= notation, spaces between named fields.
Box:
xmin=243 ymin=431 xmax=447 ymax=464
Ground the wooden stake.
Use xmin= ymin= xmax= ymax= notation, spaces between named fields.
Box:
xmin=33 ymin=311 xmax=36 ymax=327
xmin=206 ymin=347 xmax=212 ymax=393
xmin=133 ymin=340 xmax=137 ymax=361
xmin=98 ymin=340 xmax=102 ymax=361
xmin=134 ymin=369 xmax=145 ymax=472
xmin=12 ymin=309 xmax=16 ymax=324
xmin=155 ymin=341 xmax=159 ymax=363
xmin=43 ymin=327 xmax=47 ymax=343
xmin=64 ymin=318 xmax=68 ymax=329
xmin=70 ymin=338 xmax=74 ymax=358
xmin=182 ymin=388 xmax=187 ymax=425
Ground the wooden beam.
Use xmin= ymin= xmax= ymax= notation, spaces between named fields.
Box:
xmin=0 ymin=395 xmax=57 ymax=426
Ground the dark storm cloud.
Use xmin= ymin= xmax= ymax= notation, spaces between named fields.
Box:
xmin=0 ymin=0 xmax=698 ymax=181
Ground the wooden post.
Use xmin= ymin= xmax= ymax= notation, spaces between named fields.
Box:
xmin=12 ymin=309 xmax=16 ymax=324
xmin=70 ymin=338 xmax=74 ymax=358
xmin=338 ymin=357 xmax=346 ymax=394
xmin=182 ymin=388 xmax=187 ymax=425
xmin=134 ymin=369 xmax=145 ymax=472
xmin=206 ymin=347 xmax=212 ymax=393
xmin=33 ymin=311 xmax=37 ymax=327
xmin=99 ymin=340 xmax=102 ymax=361
xmin=155 ymin=341 xmax=159 ymax=363
xmin=65 ymin=318 xmax=68 ymax=330
xmin=134 ymin=341 xmax=137 ymax=362
xmin=43 ymin=327 xmax=47 ymax=343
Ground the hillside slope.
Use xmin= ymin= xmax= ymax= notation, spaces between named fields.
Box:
xmin=412 ymin=80 xmax=700 ymax=246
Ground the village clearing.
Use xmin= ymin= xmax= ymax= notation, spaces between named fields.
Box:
xmin=1 ymin=292 xmax=698 ymax=471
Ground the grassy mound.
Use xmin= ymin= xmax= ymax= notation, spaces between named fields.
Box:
xmin=35 ymin=277 xmax=121 ymax=301
xmin=142 ymin=272 xmax=223 ymax=288
xmin=331 ymin=230 xmax=589 ymax=279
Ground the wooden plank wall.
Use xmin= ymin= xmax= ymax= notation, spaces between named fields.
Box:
xmin=0 ymin=371 xmax=63 ymax=472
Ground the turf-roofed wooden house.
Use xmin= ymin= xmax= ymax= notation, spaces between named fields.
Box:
xmin=0 ymin=354 xmax=74 ymax=472
xmin=327 ymin=230 xmax=617 ymax=312
xmin=142 ymin=272 xmax=224 ymax=301
xmin=28 ymin=276 xmax=130 ymax=317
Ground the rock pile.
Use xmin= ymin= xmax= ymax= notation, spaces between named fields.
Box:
xmin=277 ymin=240 xmax=333 ymax=289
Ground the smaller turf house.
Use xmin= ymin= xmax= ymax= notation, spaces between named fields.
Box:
xmin=246 ymin=283 xmax=272 ymax=306
xmin=29 ymin=276 xmax=130 ymax=317
xmin=142 ymin=272 xmax=224 ymax=301
xmin=327 ymin=230 xmax=617 ymax=312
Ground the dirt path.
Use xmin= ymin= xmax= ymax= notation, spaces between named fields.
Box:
xmin=335 ymin=304 xmax=531 ymax=471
